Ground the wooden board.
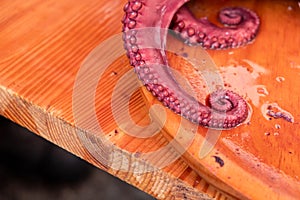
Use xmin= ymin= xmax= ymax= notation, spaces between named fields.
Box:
xmin=0 ymin=0 xmax=299 ymax=199
xmin=143 ymin=1 xmax=300 ymax=199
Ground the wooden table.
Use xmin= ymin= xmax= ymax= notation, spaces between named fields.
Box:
xmin=1 ymin=0 xmax=299 ymax=199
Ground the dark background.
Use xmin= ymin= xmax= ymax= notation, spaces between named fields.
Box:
xmin=0 ymin=116 xmax=155 ymax=200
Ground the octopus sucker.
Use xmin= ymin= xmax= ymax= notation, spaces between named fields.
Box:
xmin=122 ymin=0 xmax=258 ymax=129
xmin=171 ymin=6 xmax=260 ymax=49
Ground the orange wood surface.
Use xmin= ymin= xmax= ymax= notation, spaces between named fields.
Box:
xmin=0 ymin=0 xmax=299 ymax=199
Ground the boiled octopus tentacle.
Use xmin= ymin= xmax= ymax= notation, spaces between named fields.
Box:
xmin=171 ymin=6 xmax=260 ymax=49
xmin=122 ymin=0 xmax=251 ymax=129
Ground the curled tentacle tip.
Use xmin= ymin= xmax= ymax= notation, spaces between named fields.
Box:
xmin=172 ymin=5 xmax=260 ymax=49
xmin=207 ymin=89 xmax=249 ymax=129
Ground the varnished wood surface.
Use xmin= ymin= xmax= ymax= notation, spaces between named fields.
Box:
xmin=0 ymin=0 xmax=299 ymax=199
xmin=143 ymin=0 xmax=300 ymax=199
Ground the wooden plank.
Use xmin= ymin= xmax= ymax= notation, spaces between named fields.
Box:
xmin=0 ymin=0 xmax=299 ymax=199
xmin=143 ymin=0 xmax=300 ymax=199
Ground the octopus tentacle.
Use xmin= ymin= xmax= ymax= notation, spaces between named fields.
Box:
xmin=172 ymin=6 xmax=260 ymax=49
xmin=122 ymin=0 xmax=249 ymax=129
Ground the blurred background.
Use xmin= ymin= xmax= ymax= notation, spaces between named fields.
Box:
xmin=0 ymin=116 xmax=155 ymax=200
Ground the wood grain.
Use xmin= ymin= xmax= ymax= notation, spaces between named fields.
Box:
xmin=143 ymin=0 xmax=300 ymax=199
xmin=0 ymin=0 xmax=299 ymax=199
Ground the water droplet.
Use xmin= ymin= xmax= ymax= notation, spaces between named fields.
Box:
xmin=276 ymin=76 xmax=285 ymax=82
xmin=275 ymin=124 xmax=281 ymax=129
xmin=256 ymin=86 xmax=269 ymax=96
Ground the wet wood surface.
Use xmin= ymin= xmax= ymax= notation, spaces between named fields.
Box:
xmin=0 ymin=0 xmax=299 ymax=199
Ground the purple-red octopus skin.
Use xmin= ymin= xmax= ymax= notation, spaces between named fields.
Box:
xmin=171 ymin=6 xmax=260 ymax=49
xmin=122 ymin=0 xmax=259 ymax=129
